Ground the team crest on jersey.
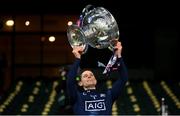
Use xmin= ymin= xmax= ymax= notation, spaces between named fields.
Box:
xmin=100 ymin=94 xmax=106 ymax=97
xmin=85 ymin=99 xmax=106 ymax=111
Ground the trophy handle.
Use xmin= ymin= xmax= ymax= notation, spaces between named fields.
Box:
xmin=67 ymin=24 xmax=88 ymax=54
xmin=79 ymin=4 xmax=95 ymax=27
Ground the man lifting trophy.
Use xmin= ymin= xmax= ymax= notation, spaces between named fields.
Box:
xmin=66 ymin=4 xmax=128 ymax=115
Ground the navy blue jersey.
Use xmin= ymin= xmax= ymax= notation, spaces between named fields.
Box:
xmin=66 ymin=58 xmax=128 ymax=115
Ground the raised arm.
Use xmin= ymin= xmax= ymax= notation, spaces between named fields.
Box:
xmin=66 ymin=46 xmax=84 ymax=101
xmin=111 ymin=57 xmax=128 ymax=101
xmin=110 ymin=41 xmax=128 ymax=101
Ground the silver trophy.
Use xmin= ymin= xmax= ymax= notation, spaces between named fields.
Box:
xmin=67 ymin=5 xmax=120 ymax=74
xmin=67 ymin=5 xmax=119 ymax=54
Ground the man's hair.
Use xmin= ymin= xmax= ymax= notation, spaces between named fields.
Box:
xmin=77 ymin=68 xmax=106 ymax=81
xmin=78 ymin=68 xmax=94 ymax=77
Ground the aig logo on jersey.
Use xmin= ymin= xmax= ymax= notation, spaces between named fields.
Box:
xmin=85 ymin=99 xmax=106 ymax=111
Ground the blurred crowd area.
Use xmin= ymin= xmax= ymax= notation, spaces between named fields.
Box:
xmin=0 ymin=68 xmax=179 ymax=115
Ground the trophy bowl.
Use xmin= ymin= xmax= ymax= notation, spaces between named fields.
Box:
xmin=82 ymin=7 xmax=119 ymax=49
xmin=67 ymin=5 xmax=119 ymax=53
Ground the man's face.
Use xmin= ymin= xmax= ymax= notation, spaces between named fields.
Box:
xmin=80 ymin=70 xmax=97 ymax=88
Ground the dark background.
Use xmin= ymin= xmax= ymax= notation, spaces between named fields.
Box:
xmin=0 ymin=0 xmax=179 ymax=80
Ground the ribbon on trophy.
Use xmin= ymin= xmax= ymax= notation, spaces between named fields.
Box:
xmin=102 ymin=54 xmax=117 ymax=74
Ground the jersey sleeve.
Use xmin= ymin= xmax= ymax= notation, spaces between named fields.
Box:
xmin=110 ymin=57 xmax=128 ymax=101
xmin=66 ymin=58 xmax=80 ymax=101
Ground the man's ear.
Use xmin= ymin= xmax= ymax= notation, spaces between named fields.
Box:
xmin=78 ymin=81 xmax=83 ymax=86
